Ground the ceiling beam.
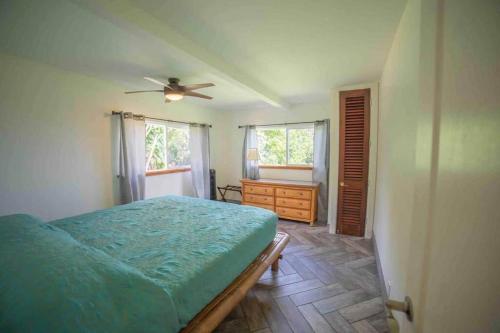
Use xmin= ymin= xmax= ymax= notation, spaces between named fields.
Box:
xmin=74 ymin=0 xmax=287 ymax=108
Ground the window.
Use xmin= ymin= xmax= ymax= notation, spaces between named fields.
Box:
xmin=257 ymin=124 xmax=314 ymax=167
xmin=145 ymin=121 xmax=190 ymax=172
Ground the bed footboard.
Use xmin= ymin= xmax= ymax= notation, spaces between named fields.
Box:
xmin=181 ymin=231 xmax=290 ymax=333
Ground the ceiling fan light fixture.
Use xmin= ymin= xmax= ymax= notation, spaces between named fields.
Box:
xmin=165 ymin=92 xmax=184 ymax=101
xmin=127 ymin=77 xmax=213 ymax=102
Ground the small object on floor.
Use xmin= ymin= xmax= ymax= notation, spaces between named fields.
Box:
xmin=217 ymin=184 xmax=242 ymax=202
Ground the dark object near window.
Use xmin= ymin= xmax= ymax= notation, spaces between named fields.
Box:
xmin=210 ymin=169 xmax=217 ymax=200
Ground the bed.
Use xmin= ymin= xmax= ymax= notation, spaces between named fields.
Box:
xmin=0 ymin=195 xmax=289 ymax=332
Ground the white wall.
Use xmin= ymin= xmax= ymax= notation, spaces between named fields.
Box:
xmin=372 ymin=0 xmax=421 ymax=325
xmin=413 ymin=0 xmax=500 ymax=331
xmin=0 ymin=54 xmax=217 ymax=221
xmin=211 ymin=102 xmax=331 ymax=201
xmin=145 ymin=172 xmax=194 ymax=198
xmin=374 ymin=0 xmax=500 ymax=331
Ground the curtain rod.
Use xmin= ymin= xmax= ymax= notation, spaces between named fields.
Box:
xmin=112 ymin=111 xmax=212 ymax=128
xmin=237 ymin=120 xmax=326 ymax=128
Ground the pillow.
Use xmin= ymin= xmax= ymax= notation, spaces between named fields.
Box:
xmin=0 ymin=214 xmax=180 ymax=333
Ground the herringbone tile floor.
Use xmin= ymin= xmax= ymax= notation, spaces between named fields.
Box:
xmin=215 ymin=220 xmax=388 ymax=333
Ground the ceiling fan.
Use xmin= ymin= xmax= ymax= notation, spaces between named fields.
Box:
xmin=125 ymin=77 xmax=215 ymax=102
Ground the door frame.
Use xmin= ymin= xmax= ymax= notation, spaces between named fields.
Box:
xmin=327 ymin=82 xmax=379 ymax=238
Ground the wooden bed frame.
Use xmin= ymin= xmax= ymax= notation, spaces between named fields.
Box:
xmin=181 ymin=231 xmax=290 ymax=333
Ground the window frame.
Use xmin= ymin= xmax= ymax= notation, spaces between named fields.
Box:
xmin=145 ymin=120 xmax=191 ymax=176
xmin=257 ymin=123 xmax=314 ymax=169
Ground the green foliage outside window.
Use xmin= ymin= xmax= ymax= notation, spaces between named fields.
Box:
xmin=257 ymin=128 xmax=286 ymax=165
xmin=145 ymin=123 xmax=190 ymax=171
xmin=166 ymin=127 xmax=190 ymax=168
xmin=288 ymin=128 xmax=314 ymax=165
xmin=257 ymin=126 xmax=314 ymax=166
xmin=146 ymin=124 xmax=166 ymax=170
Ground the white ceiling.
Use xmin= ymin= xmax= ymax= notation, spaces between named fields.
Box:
xmin=0 ymin=0 xmax=406 ymax=110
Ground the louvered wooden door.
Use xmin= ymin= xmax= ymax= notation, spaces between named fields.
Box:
xmin=336 ymin=89 xmax=370 ymax=236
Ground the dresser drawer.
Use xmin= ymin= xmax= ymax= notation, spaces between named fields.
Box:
xmin=276 ymin=207 xmax=311 ymax=220
xmin=244 ymin=202 xmax=274 ymax=211
xmin=276 ymin=197 xmax=311 ymax=210
xmin=245 ymin=193 xmax=274 ymax=205
xmin=276 ymin=187 xmax=311 ymax=200
xmin=244 ymin=185 xmax=274 ymax=196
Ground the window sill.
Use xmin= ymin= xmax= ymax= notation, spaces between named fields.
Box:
xmin=146 ymin=167 xmax=191 ymax=177
xmin=259 ymin=165 xmax=313 ymax=171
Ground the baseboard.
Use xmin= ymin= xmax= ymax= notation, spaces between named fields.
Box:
xmin=372 ymin=232 xmax=388 ymax=300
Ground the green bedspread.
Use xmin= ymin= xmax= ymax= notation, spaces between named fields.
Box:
xmin=50 ymin=196 xmax=277 ymax=331
xmin=0 ymin=214 xmax=180 ymax=333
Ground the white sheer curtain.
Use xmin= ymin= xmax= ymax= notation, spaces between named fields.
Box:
xmin=313 ymin=119 xmax=330 ymax=224
xmin=189 ymin=124 xmax=210 ymax=199
xmin=242 ymin=125 xmax=260 ymax=180
xmin=116 ymin=112 xmax=146 ymax=204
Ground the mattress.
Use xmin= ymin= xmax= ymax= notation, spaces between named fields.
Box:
xmin=50 ymin=195 xmax=277 ymax=330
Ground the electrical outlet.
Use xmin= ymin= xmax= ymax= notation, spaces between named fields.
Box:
xmin=386 ymin=280 xmax=392 ymax=297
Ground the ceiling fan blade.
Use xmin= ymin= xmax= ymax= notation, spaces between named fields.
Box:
xmin=124 ymin=90 xmax=163 ymax=94
xmin=144 ymin=77 xmax=168 ymax=87
xmin=183 ymin=83 xmax=215 ymax=91
xmin=184 ymin=91 xmax=213 ymax=100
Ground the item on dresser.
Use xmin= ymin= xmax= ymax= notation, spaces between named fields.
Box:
xmin=241 ymin=178 xmax=319 ymax=225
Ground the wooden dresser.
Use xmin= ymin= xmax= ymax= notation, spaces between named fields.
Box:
xmin=241 ymin=179 xmax=319 ymax=225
